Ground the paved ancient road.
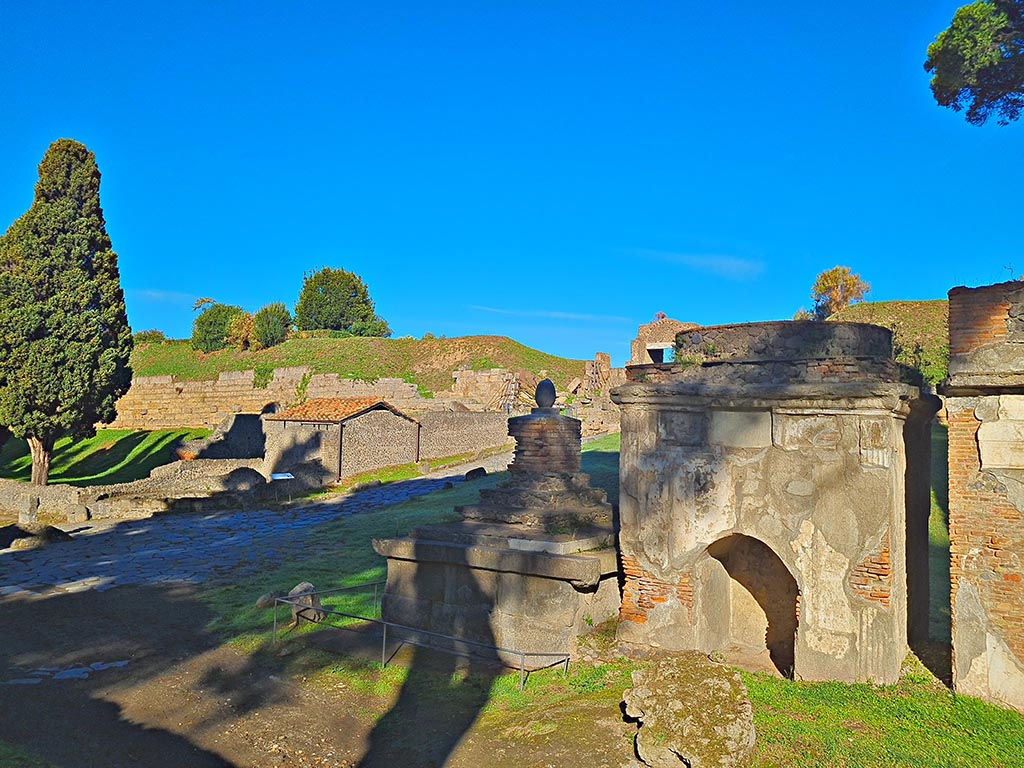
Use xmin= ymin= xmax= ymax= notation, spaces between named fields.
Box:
xmin=0 ymin=453 xmax=513 ymax=599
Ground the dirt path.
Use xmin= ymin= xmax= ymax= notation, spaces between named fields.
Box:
xmin=0 ymin=582 xmax=639 ymax=767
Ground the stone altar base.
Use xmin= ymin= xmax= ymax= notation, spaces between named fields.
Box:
xmin=372 ymin=521 xmax=619 ymax=669
xmin=373 ymin=396 xmax=620 ymax=669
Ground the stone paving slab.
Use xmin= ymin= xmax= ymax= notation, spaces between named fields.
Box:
xmin=0 ymin=454 xmax=511 ymax=598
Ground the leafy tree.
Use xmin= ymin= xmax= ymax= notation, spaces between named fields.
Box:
xmin=191 ymin=302 xmax=245 ymax=353
xmin=294 ymin=267 xmax=391 ymax=336
xmin=807 ymin=266 xmax=870 ymax=321
xmin=925 ymin=0 xmax=1024 ymax=125
xmin=0 ymin=139 xmax=133 ymax=485
xmin=253 ymin=302 xmax=291 ymax=349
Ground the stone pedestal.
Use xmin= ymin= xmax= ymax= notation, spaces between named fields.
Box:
xmin=373 ymin=395 xmax=620 ymax=669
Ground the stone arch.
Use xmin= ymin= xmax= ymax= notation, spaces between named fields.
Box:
xmin=705 ymin=534 xmax=799 ymax=677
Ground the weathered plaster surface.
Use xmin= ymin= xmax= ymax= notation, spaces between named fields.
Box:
xmin=614 ymin=321 xmax=935 ymax=684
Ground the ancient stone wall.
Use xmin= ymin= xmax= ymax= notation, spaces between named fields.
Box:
xmin=110 ymin=360 xmax=623 ymax=436
xmin=943 ymin=282 xmax=1024 ymax=712
xmin=630 ymin=317 xmax=701 ymax=365
xmin=449 ymin=369 xmax=513 ymax=408
xmin=109 ymin=368 xmax=423 ymax=431
xmin=416 ymin=412 xmax=512 ymax=460
xmin=614 ymin=321 xmax=937 ymax=684
xmin=340 ymin=410 xmax=419 ymax=477
xmin=264 ymin=421 xmax=330 ymax=477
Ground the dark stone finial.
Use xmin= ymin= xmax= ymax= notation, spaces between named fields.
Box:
xmin=535 ymin=378 xmax=556 ymax=408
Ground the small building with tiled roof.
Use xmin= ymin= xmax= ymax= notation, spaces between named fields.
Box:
xmin=264 ymin=397 xmax=420 ymax=481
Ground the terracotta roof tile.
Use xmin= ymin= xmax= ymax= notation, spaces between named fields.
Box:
xmin=267 ymin=397 xmax=413 ymax=424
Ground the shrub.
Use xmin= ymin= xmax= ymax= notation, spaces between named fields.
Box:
xmin=191 ymin=303 xmax=246 ymax=353
xmin=133 ymin=329 xmax=167 ymax=344
xmin=253 ymin=302 xmax=291 ymax=349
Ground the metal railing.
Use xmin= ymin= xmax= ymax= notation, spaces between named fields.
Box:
xmin=273 ymin=584 xmax=570 ymax=690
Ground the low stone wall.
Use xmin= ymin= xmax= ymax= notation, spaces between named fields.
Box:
xmin=0 ymin=458 xmax=269 ymax=522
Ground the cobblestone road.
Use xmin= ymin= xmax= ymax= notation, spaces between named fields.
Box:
xmin=0 ymin=453 xmax=512 ymax=599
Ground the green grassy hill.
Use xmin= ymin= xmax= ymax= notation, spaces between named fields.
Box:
xmin=131 ymin=335 xmax=587 ymax=396
xmin=830 ymin=300 xmax=949 ymax=384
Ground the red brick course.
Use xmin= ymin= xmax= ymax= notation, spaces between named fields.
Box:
xmin=848 ymin=534 xmax=892 ymax=608
xmin=620 ymin=555 xmax=693 ymax=625
xmin=948 ymin=284 xmax=1012 ymax=356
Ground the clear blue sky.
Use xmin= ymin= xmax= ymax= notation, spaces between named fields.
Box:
xmin=1 ymin=2 xmax=1020 ymax=367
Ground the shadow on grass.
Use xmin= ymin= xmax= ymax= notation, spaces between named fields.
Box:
xmin=921 ymin=421 xmax=952 ymax=686
xmin=0 ymin=429 xmax=206 ymax=486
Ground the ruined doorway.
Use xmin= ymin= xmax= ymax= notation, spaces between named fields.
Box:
xmin=707 ymin=534 xmax=798 ymax=677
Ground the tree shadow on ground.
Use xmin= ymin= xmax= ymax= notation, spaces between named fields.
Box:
xmin=0 ymin=585 xmax=237 ymax=767
xmin=354 ymin=537 xmax=501 ymax=768
xmin=0 ymin=445 xmax=520 ymax=766
xmin=0 ymin=429 xmax=200 ymax=486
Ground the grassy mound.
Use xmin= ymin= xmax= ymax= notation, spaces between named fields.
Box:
xmin=830 ymin=300 xmax=949 ymax=384
xmin=130 ymin=335 xmax=587 ymax=397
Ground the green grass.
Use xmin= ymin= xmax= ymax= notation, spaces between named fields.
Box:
xmin=831 ymin=300 xmax=949 ymax=384
xmin=930 ymin=423 xmax=951 ymax=643
xmin=187 ymin=419 xmax=1022 ymax=767
xmin=0 ymin=428 xmax=209 ymax=486
xmin=581 ymin=432 xmax=621 ymax=506
xmin=131 ymin=335 xmax=587 ymax=396
xmin=0 ymin=741 xmax=56 ymax=768
xmin=744 ymin=662 xmax=1024 ymax=767
xmin=200 ymin=473 xmax=506 ymax=641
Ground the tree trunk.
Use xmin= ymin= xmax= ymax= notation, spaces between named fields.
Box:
xmin=28 ymin=436 xmax=52 ymax=486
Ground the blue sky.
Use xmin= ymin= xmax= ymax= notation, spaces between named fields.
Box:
xmin=1 ymin=2 xmax=1020 ymax=366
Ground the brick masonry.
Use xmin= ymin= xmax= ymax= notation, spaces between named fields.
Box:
xmin=848 ymin=534 xmax=892 ymax=609
xmin=944 ymin=281 xmax=1024 ymax=713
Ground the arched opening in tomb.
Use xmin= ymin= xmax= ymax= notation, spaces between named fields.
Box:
xmin=706 ymin=534 xmax=799 ymax=678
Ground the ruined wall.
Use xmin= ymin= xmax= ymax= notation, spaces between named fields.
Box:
xmin=944 ymin=282 xmax=1024 ymax=712
xmin=630 ymin=318 xmax=701 ymax=365
xmin=340 ymin=410 xmax=419 ymax=478
xmin=109 ymin=368 xmax=424 ymax=430
xmin=111 ymin=360 xmax=622 ymax=436
xmin=449 ymin=369 xmax=514 ymax=408
xmin=614 ymin=321 xmax=937 ymax=684
xmin=416 ymin=412 xmax=511 ymax=460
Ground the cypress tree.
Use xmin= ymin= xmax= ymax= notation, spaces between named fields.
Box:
xmin=0 ymin=139 xmax=133 ymax=485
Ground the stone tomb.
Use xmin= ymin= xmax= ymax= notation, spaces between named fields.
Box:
xmin=373 ymin=382 xmax=619 ymax=667
xmin=612 ymin=321 xmax=938 ymax=683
